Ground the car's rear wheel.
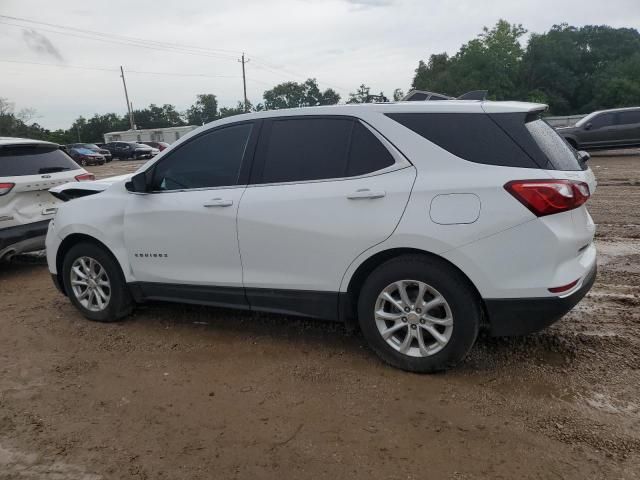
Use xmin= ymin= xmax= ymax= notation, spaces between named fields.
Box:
xmin=62 ymin=242 xmax=133 ymax=322
xmin=358 ymin=255 xmax=480 ymax=373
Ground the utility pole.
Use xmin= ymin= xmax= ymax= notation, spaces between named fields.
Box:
xmin=238 ymin=53 xmax=249 ymax=112
xmin=120 ymin=66 xmax=135 ymax=130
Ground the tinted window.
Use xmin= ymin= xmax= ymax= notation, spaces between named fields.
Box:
xmin=0 ymin=145 xmax=79 ymax=176
xmin=407 ymin=92 xmax=428 ymax=101
xmin=525 ymin=119 xmax=581 ymax=171
xmin=261 ymin=118 xmax=352 ymax=183
xmin=347 ymin=122 xmax=394 ymax=176
xmin=386 ymin=113 xmax=538 ymax=168
xmin=152 ymin=123 xmax=252 ymax=190
xmin=617 ymin=110 xmax=640 ymax=125
xmin=591 ymin=113 xmax=615 ymax=129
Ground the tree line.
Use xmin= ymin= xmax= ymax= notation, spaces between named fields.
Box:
xmin=1 ymin=19 xmax=639 ymax=144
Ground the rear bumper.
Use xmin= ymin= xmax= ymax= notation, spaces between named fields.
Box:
xmin=0 ymin=220 xmax=50 ymax=258
xmin=484 ymin=263 xmax=597 ymax=336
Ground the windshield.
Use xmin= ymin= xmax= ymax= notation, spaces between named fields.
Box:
xmin=74 ymin=148 xmax=96 ymax=155
xmin=575 ymin=111 xmax=599 ymax=127
xmin=0 ymin=145 xmax=79 ymax=176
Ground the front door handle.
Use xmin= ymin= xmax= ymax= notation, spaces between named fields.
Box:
xmin=347 ymin=189 xmax=386 ymax=200
xmin=203 ymin=198 xmax=233 ymax=207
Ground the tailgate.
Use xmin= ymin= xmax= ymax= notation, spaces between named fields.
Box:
xmin=0 ymin=172 xmax=81 ymax=229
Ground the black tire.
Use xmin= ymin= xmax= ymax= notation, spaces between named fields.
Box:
xmin=80 ymin=158 xmax=87 ymax=166
xmin=62 ymin=242 xmax=133 ymax=322
xmin=357 ymin=254 xmax=480 ymax=373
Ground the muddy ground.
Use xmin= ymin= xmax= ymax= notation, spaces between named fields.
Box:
xmin=1 ymin=153 xmax=639 ymax=479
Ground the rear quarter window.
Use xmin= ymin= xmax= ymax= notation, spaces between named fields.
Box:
xmin=386 ymin=113 xmax=539 ymax=169
xmin=0 ymin=145 xmax=80 ymax=177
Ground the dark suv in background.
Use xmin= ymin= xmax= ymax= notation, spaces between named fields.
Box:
xmin=67 ymin=143 xmax=112 ymax=162
xmin=556 ymin=107 xmax=640 ymax=150
xmin=103 ymin=142 xmax=154 ymax=160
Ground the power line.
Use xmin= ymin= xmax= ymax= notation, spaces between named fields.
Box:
xmin=0 ymin=58 xmax=241 ymax=79
xmin=0 ymin=14 xmax=350 ymax=94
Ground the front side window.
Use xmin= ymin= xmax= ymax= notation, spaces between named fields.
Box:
xmin=590 ymin=113 xmax=615 ymax=129
xmin=152 ymin=123 xmax=252 ymax=191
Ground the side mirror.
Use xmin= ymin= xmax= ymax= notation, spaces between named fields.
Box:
xmin=125 ymin=171 xmax=149 ymax=193
xmin=584 ymin=122 xmax=593 ymax=130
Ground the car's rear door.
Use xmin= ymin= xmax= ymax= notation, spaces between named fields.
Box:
xmin=237 ymin=116 xmax=416 ymax=318
xmin=615 ymin=110 xmax=640 ymax=147
xmin=0 ymin=144 xmax=83 ymax=231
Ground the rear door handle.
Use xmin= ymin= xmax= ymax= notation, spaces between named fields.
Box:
xmin=203 ymin=198 xmax=233 ymax=207
xmin=347 ymin=189 xmax=386 ymax=200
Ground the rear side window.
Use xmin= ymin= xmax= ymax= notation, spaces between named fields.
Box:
xmin=261 ymin=118 xmax=352 ymax=183
xmin=386 ymin=113 xmax=539 ymax=169
xmin=257 ymin=117 xmax=396 ymax=184
xmin=524 ymin=119 xmax=581 ymax=171
xmin=618 ymin=110 xmax=640 ymax=125
xmin=0 ymin=145 xmax=79 ymax=177
xmin=347 ymin=122 xmax=394 ymax=176
xmin=152 ymin=123 xmax=252 ymax=190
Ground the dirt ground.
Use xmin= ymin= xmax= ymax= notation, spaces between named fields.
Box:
xmin=1 ymin=153 xmax=639 ymax=479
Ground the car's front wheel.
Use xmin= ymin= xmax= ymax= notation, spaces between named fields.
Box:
xmin=62 ymin=242 xmax=133 ymax=322
xmin=358 ymin=255 xmax=480 ymax=373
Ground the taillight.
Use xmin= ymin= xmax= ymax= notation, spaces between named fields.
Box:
xmin=548 ymin=279 xmax=579 ymax=294
xmin=0 ymin=182 xmax=15 ymax=196
xmin=504 ymin=180 xmax=590 ymax=217
xmin=75 ymin=173 xmax=95 ymax=181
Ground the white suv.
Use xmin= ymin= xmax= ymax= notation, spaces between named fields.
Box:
xmin=0 ymin=137 xmax=93 ymax=260
xmin=46 ymin=101 xmax=597 ymax=372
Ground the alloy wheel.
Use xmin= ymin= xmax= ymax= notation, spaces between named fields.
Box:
xmin=70 ymin=256 xmax=111 ymax=312
xmin=374 ymin=280 xmax=453 ymax=357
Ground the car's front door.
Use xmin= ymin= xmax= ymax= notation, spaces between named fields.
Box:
xmin=124 ymin=122 xmax=257 ymax=304
xmin=578 ymin=112 xmax=618 ymax=148
xmin=237 ymin=116 xmax=416 ymax=319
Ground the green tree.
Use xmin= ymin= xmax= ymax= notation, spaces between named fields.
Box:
xmin=263 ymin=78 xmax=340 ymax=109
xmin=413 ymin=20 xmax=526 ymax=99
xmin=186 ymin=94 xmax=219 ymax=125
xmin=132 ymin=103 xmax=185 ymax=129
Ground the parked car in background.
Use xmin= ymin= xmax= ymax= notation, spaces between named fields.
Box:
xmin=141 ymin=141 xmax=170 ymax=152
xmin=0 ymin=137 xmax=93 ymax=260
xmin=46 ymin=101 xmax=596 ymax=373
xmin=103 ymin=142 xmax=156 ymax=160
xmin=67 ymin=147 xmax=106 ymax=167
xmin=67 ymin=143 xmax=113 ymax=162
xmin=556 ymin=106 xmax=640 ymax=150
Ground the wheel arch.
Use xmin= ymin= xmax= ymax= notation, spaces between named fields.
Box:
xmin=341 ymin=247 xmax=486 ymax=330
xmin=55 ymin=233 xmax=125 ymax=296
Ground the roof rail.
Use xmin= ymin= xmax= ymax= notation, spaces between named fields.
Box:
xmin=401 ymin=90 xmax=454 ymax=102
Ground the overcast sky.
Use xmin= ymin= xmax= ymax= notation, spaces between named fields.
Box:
xmin=1 ymin=0 xmax=639 ymax=130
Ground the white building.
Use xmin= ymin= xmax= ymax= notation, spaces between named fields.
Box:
xmin=103 ymin=125 xmax=198 ymax=144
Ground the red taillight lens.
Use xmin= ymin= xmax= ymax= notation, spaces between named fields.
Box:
xmin=75 ymin=173 xmax=95 ymax=182
xmin=549 ymin=279 xmax=579 ymax=293
xmin=0 ymin=182 xmax=15 ymax=196
xmin=504 ymin=180 xmax=590 ymax=217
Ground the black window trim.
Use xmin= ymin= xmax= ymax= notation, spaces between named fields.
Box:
xmin=247 ymin=114 xmax=411 ymax=188
xmin=143 ymin=119 xmax=262 ymax=194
